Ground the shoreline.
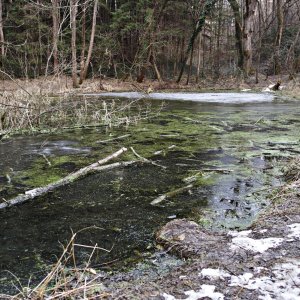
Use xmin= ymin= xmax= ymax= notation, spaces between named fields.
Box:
xmin=0 ymin=74 xmax=299 ymax=98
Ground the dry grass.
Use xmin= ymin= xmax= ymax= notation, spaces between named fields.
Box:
xmin=0 ymin=77 xmax=163 ymax=137
xmin=283 ymin=157 xmax=300 ymax=182
xmin=253 ymin=157 xmax=300 ymax=228
xmin=1 ymin=227 xmax=111 ymax=300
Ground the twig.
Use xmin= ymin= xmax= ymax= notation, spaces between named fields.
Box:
xmin=39 ymin=153 xmax=52 ymax=166
xmin=73 ymin=243 xmax=111 ymax=253
xmin=96 ymin=134 xmax=130 ymax=144
xmin=130 ymin=147 xmax=166 ymax=169
xmin=0 ymin=70 xmax=32 ymax=96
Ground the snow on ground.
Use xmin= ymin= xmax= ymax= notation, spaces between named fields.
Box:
xmin=287 ymin=223 xmax=300 ymax=239
xmin=162 ymin=223 xmax=300 ymax=300
xmin=163 ymin=285 xmax=225 ymax=300
xmin=229 ymin=259 xmax=300 ymax=300
xmin=230 ymin=236 xmax=284 ymax=253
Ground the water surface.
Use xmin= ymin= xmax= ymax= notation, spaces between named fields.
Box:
xmin=0 ymin=93 xmax=299 ymax=293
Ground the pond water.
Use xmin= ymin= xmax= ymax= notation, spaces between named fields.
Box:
xmin=1 ymin=93 xmax=300 ymax=293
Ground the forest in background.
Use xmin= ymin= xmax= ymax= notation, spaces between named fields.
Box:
xmin=0 ymin=0 xmax=299 ymax=87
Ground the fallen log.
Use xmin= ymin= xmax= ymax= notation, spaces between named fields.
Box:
xmin=151 ymin=184 xmax=193 ymax=205
xmin=0 ymin=147 xmax=134 ymax=209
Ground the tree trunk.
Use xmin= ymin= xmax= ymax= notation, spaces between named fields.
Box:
xmin=79 ymin=0 xmax=98 ymax=84
xmin=79 ymin=1 xmax=87 ymax=84
xmin=52 ymin=0 xmax=59 ymax=74
xmin=0 ymin=0 xmax=5 ymax=58
xmin=186 ymin=44 xmax=194 ymax=85
xmin=176 ymin=0 xmax=217 ymax=83
xmin=228 ymin=0 xmax=243 ymax=70
xmin=70 ymin=0 xmax=79 ymax=88
xmin=274 ymin=0 xmax=283 ymax=75
xmin=243 ymin=0 xmax=258 ymax=77
xmin=196 ymin=35 xmax=201 ymax=83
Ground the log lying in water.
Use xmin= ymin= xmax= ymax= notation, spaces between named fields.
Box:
xmin=0 ymin=147 xmax=135 ymax=210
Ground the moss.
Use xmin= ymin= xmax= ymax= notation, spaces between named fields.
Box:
xmin=14 ymin=155 xmax=92 ymax=187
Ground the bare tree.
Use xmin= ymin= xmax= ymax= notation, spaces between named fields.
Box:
xmin=70 ymin=0 xmax=79 ymax=88
xmin=176 ymin=0 xmax=218 ymax=83
xmin=52 ymin=0 xmax=59 ymax=74
xmin=274 ymin=0 xmax=284 ymax=74
xmin=0 ymin=0 xmax=5 ymax=58
xmin=228 ymin=0 xmax=243 ymax=71
xmin=243 ymin=0 xmax=258 ymax=76
xmin=79 ymin=0 xmax=98 ymax=84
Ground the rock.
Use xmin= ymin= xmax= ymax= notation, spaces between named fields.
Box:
xmin=156 ymin=219 xmax=226 ymax=258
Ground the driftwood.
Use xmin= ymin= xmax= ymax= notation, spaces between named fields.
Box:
xmin=0 ymin=147 xmax=134 ymax=209
xmin=151 ymin=184 xmax=193 ymax=205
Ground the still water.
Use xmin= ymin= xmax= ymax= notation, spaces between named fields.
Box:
xmin=0 ymin=93 xmax=299 ymax=293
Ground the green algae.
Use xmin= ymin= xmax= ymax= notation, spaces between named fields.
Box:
xmin=14 ymin=154 xmax=93 ymax=188
xmin=2 ymin=96 xmax=300 ymax=294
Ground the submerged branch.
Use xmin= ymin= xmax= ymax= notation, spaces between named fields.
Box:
xmin=151 ymin=184 xmax=194 ymax=205
xmin=96 ymin=134 xmax=131 ymax=144
xmin=130 ymin=147 xmax=167 ymax=169
xmin=0 ymin=148 xmax=133 ymax=209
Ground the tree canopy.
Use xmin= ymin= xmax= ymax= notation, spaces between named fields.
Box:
xmin=0 ymin=0 xmax=299 ymax=84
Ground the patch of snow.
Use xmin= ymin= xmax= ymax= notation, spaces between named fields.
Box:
xmin=259 ymin=229 xmax=268 ymax=233
xmin=228 ymin=230 xmax=252 ymax=237
xmin=200 ymin=268 xmax=230 ymax=280
xmin=254 ymin=267 xmax=267 ymax=274
xmin=230 ymin=236 xmax=283 ymax=253
xmin=287 ymin=223 xmax=300 ymax=239
xmin=163 ymin=285 xmax=224 ymax=300
xmin=229 ymin=259 xmax=300 ymax=300
xmin=229 ymin=273 xmax=254 ymax=286
xmin=163 ymin=293 xmax=176 ymax=300
xmin=262 ymin=87 xmax=272 ymax=92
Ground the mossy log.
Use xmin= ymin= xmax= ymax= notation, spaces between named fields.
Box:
xmin=0 ymin=147 xmax=135 ymax=209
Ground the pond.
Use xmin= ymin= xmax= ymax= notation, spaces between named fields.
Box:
xmin=1 ymin=92 xmax=299 ymax=293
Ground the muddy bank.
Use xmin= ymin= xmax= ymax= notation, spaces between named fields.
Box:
xmin=98 ymin=181 xmax=300 ymax=299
